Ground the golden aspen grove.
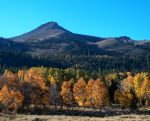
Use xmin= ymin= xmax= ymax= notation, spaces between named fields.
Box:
xmin=0 ymin=67 xmax=149 ymax=114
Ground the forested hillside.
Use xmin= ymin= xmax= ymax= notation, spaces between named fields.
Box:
xmin=0 ymin=50 xmax=150 ymax=74
xmin=0 ymin=22 xmax=150 ymax=73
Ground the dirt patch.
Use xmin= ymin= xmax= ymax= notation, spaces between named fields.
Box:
xmin=0 ymin=114 xmax=149 ymax=121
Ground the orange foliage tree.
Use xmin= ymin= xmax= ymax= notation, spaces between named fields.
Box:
xmin=115 ymin=89 xmax=133 ymax=107
xmin=121 ymin=72 xmax=134 ymax=92
xmin=18 ymin=70 xmax=26 ymax=80
xmin=85 ymin=79 xmax=94 ymax=107
xmin=141 ymin=76 xmax=150 ymax=105
xmin=24 ymin=67 xmax=47 ymax=89
xmin=60 ymin=81 xmax=73 ymax=106
xmin=92 ymin=79 xmax=109 ymax=108
xmin=114 ymin=73 xmax=134 ymax=108
xmin=3 ymin=70 xmax=17 ymax=82
xmin=133 ymin=73 xmax=148 ymax=104
xmin=73 ymin=78 xmax=86 ymax=106
xmin=0 ymin=85 xmax=24 ymax=112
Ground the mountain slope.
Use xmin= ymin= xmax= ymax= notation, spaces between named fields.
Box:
xmin=12 ymin=21 xmax=101 ymax=43
xmin=0 ymin=21 xmax=150 ymax=71
xmin=12 ymin=22 xmax=70 ymax=42
xmin=11 ymin=21 xmax=105 ymax=55
xmin=0 ymin=37 xmax=28 ymax=52
xmin=4 ymin=21 xmax=150 ymax=56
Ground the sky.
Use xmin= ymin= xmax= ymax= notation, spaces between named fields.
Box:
xmin=0 ymin=0 xmax=150 ymax=40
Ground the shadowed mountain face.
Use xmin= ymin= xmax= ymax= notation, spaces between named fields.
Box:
xmin=0 ymin=38 xmax=28 ymax=52
xmin=0 ymin=21 xmax=150 ymax=71
xmin=1 ymin=21 xmax=150 ymax=57
xmin=12 ymin=22 xmax=70 ymax=42
xmin=12 ymin=21 xmax=101 ymax=43
xmin=10 ymin=21 xmax=104 ymax=55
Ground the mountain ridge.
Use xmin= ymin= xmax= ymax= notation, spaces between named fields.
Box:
xmin=1 ymin=21 xmax=150 ymax=56
xmin=10 ymin=21 xmax=149 ymax=43
xmin=0 ymin=21 xmax=150 ymax=71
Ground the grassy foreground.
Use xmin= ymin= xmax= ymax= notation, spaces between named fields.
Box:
xmin=0 ymin=114 xmax=149 ymax=121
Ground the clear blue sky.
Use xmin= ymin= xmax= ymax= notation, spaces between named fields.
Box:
xmin=0 ymin=0 xmax=150 ymax=40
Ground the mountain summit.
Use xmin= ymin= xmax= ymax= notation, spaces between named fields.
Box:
xmin=35 ymin=21 xmax=67 ymax=31
xmin=11 ymin=21 xmax=101 ymax=44
xmin=12 ymin=21 xmax=70 ymax=42
xmin=7 ymin=21 xmax=150 ymax=56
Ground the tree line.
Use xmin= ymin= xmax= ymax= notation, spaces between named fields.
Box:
xmin=0 ymin=50 xmax=150 ymax=74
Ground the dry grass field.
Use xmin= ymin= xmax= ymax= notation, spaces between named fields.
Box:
xmin=0 ymin=114 xmax=149 ymax=121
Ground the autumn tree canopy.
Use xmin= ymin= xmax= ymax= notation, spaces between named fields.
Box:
xmin=0 ymin=67 xmax=149 ymax=114
xmin=60 ymin=81 xmax=73 ymax=106
xmin=0 ymin=85 xmax=24 ymax=112
xmin=92 ymin=79 xmax=109 ymax=108
xmin=73 ymin=78 xmax=86 ymax=106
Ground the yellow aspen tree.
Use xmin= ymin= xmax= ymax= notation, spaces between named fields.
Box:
xmin=10 ymin=90 xmax=24 ymax=110
xmin=48 ymin=76 xmax=59 ymax=106
xmin=115 ymin=89 xmax=133 ymax=107
xmin=92 ymin=79 xmax=109 ymax=108
xmin=114 ymin=73 xmax=136 ymax=108
xmin=73 ymin=78 xmax=86 ymax=106
xmin=3 ymin=70 xmax=17 ymax=82
xmin=85 ymin=79 xmax=94 ymax=107
xmin=133 ymin=73 xmax=147 ymax=103
xmin=48 ymin=76 xmax=56 ymax=85
xmin=24 ymin=67 xmax=47 ymax=89
xmin=121 ymin=72 xmax=134 ymax=91
xmin=0 ymin=85 xmax=24 ymax=112
xmin=141 ymin=76 xmax=150 ymax=105
xmin=105 ymin=73 xmax=118 ymax=87
xmin=0 ymin=84 xmax=11 ymax=111
xmin=18 ymin=70 xmax=26 ymax=80
xmin=60 ymin=81 xmax=73 ymax=106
